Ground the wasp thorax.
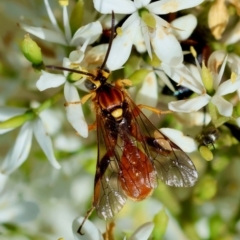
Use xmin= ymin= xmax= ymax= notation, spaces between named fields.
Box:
xmin=98 ymin=86 xmax=124 ymax=120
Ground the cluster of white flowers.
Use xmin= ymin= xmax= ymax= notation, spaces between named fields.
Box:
xmin=2 ymin=0 xmax=240 ymax=239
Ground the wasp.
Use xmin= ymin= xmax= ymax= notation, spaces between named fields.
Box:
xmin=47 ymin=12 xmax=198 ymax=235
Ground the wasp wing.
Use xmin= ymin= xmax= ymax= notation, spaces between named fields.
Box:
xmin=93 ymin=105 xmax=127 ymax=220
xmin=125 ymin=94 xmax=198 ymax=187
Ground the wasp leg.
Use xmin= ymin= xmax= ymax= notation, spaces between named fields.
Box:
xmin=103 ymin=221 xmax=115 ymax=240
xmin=88 ymin=122 xmax=97 ymax=131
xmin=137 ymin=104 xmax=172 ymax=116
xmin=77 ymin=206 xmax=95 ymax=235
xmin=64 ymin=92 xmax=96 ymax=107
xmin=114 ymin=79 xmax=132 ymax=88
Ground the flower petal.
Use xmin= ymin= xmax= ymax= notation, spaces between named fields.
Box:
xmin=160 ymin=128 xmax=197 ymax=152
xmin=0 ymin=173 xmax=8 ymax=193
xmin=155 ymin=70 xmax=175 ymax=92
xmin=160 ymin=63 xmax=204 ymax=94
xmin=69 ymin=49 xmax=85 ymax=63
xmin=106 ymin=13 xmax=140 ymax=70
xmin=20 ymin=23 xmax=67 ymax=45
xmin=171 ymin=14 xmax=197 ymax=41
xmin=135 ymin=72 xmax=158 ymax=117
xmin=211 ymin=95 xmax=233 ymax=117
xmin=151 ymin=15 xmax=183 ymax=66
xmin=62 ymin=5 xmax=72 ymax=43
xmin=72 ymin=217 xmax=103 ymax=240
xmin=129 ymin=222 xmax=154 ymax=240
xmin=0 ymin=122 xmax=33 ymax=175
xmin=168 ymin=95 xmax=211 ymax=113
xmin=215 ymin=79 xmax=240 ymax=96
xmin=93 ymin=0 xmax=136 ymax=14
xmin=134 ymin=0 xmax=151 ymax=8
xmin=64 ymin=82 xmax=88 ymax=138
xmin=133 ymin=25 xmax=147 ymax=53
xmin=224 ymin=20 xmax=240 ymax=45
xmin=147 ymin=0 xmax=204 ymax=14
xmin=33 ymin=117 xmax=61 ymax=169
xmin=70 ymin=21 xmax=102 ymax=46
xmin=36 ymin=70 xmax=66 ymax=91
xmin=44 ymin=0 xmax=62 ymax=33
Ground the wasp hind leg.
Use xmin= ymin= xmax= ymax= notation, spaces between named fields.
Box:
xmin=137 ymin=104 xmax=172 ymax=116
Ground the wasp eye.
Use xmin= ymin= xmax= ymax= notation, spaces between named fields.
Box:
xmin=84 ymin=79 xmax=96 ymax=90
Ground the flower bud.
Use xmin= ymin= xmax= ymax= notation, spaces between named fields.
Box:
xmin=143 ymin=52 xmax=161 ymax=67
xmin=194 ymin=175 xmax=217 ymax=202
xmin=128 ymin=69 xmax=151 ymax=85
xmin=70 ymin=0 xmax=84 ymax=33
xmin=0 ymin=111 xmax=35 ymax=129
xmin=21 ymin=34 xmax=42 ymax=65
xmin=201 ymin=61 xmax=213 ymax=93
xmin=208 ymin=0 xmax=228 ymax=40
xmin=152 ymin=208 xmax=169 ymax=239
xmin=139 ymin=8 xmax=156 ymax=29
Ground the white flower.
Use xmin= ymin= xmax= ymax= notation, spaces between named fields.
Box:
xmin=0 ymin=176 xmax=39 ymax=224
xmin=168 ymin=50 xmax=240 ymax=117
xmin=36 ymin=50 xmax=89 ymax=138
xmin=160 ymin=128 xmax=197 ymax=152
xmin=72 ymin=217 xmax=103 ymax=240
xmin=20 ymin=0 xmax=102 ymax=47
xmin=72 ymin=217 xmax=154 ymax=240
xmin=128 ymin=222 xmax=154 ymax=240
xmin=0 ymin=107 xmax=60 ymax=175
xmin=93 ymin=0 xmax=204 ymax=70
xmin=135 ymin=71 xmax=158 ymax=117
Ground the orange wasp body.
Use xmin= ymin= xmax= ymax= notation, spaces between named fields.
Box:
xmin=47 ymin=12 xmax=198 ymax=235
xmin=77 ymin=67 xmax=198 ymax=222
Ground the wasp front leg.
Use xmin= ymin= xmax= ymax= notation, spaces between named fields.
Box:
xmin=88 ymin=122 xmax=97 ymax=131
xmin=64 ymin=92 xmax=96 ymax=107
xmin=114 ymin=79 xmax=132 ymax=89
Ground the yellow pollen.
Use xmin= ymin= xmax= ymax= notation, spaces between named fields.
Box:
xmin=190 ymin=46 xmax=197 ymax=58
xmin=58 ymin=0 xmax=69 ymax=6
xmin=116 ymin=27 xmax=123 ymax=36
xmin=231 ymin=72 xmax=237 ymax=83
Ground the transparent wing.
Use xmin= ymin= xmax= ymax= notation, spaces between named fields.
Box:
xmin=93 ymin=105 xmax=127 ymax=220
xmin=125 ymin=94 xmax=198 ymax=187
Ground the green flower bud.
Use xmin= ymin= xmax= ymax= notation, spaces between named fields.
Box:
xmin=128 ymin=69 xmax=151 ymax=85
xmin=138 ymin=8 xmax=156 ymax=29
xmin=0 ymin=111 xmax=35 ymax=129
xmin=152 ymin=208 xmax=169 ymax=239
xmin=194 ymin=175 xmax=217 ymax=202
xmin=201 ymin=61 xmax=214 ymax=93
xmin=21 ymin=34 xmax=42 ymax=65
xmin=143 ymin=52 xmax=161 ymax=67
xmin=233 ymin=101 xmax=240 ymax=117
xmin=70 ymin=0 xmax=84 ymax=33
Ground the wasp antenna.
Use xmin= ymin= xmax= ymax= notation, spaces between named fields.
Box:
xmin=100 ymin=11 xmax=115 ymax=70
xmin=45 ymin=65 xmax=96 ymax=78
